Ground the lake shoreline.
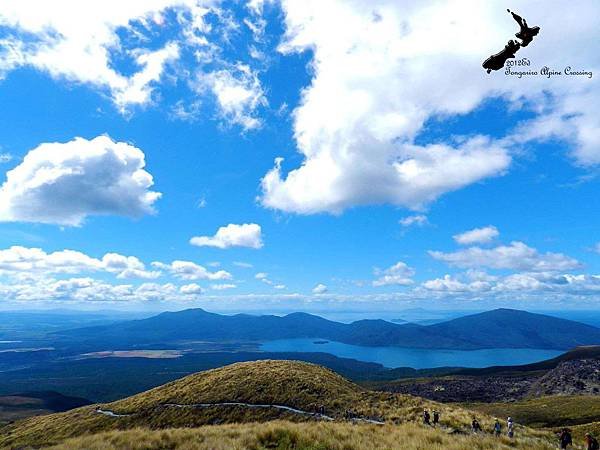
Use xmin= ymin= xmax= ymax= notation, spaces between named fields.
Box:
xmin=260 ymin=338 xmax=563 ymax=369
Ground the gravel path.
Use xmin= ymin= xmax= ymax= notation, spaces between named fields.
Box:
xmin=95 ymin=402 xmax=385 ymax=424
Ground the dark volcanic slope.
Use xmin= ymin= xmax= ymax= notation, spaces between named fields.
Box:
xmin=529 ymin=358 xmax=600 ymax=396
xmin=373 ymin=346 xmax=600 ymax=403
xmin=55 ymin=308 xmax=600 ymax=350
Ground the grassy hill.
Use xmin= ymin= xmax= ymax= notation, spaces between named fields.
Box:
xmin=0 ymin=360 xmax=557 ymax=449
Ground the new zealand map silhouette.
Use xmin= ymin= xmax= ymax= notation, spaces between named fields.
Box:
xmin=482 ymin=9 xmax=540 ymax=74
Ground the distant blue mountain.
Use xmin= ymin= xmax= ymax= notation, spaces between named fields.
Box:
xmin=56 ymin=308 xmax=600 ymax=350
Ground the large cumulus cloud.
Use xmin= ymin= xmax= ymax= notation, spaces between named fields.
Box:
xmin=260 ymin=0 xmax=599 ymax=214
xmin=0 ymin=135 xmax=161 ymax=226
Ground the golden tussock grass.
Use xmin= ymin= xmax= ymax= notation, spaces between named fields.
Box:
xmin=44 ymin=421 xmax=558 ymax=450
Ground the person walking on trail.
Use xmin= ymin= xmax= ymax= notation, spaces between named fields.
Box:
xmin=432 ymin=410 xmax=440 ymax=427
xmin=586 ymin=433 xmax=600 ymax=450
xmin=507 ymin=417 xmax=515 ymax=438
xmin=423 ymin=409 xmax=431 ymax=426
xmin=559 ymin=428 xmax=573 ymax=449
xmin=471 ymin=418 xmax=482 ymax=433
xmin=493 ymin=418 xmax=502 ymax=437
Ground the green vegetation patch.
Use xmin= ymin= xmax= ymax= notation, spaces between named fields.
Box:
xmin=464 ymin=395 xmax=600 ymax=428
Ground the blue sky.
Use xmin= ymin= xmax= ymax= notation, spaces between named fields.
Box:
xmin=0 ymin=1 xmax=599 ymax=312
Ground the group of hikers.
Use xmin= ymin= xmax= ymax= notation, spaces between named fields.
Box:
xmin=421 ymin=411 xmax=599 ymax=449
xmin=490 ymin=417 xmax=514 ymax=438
xmin=422 ymin=410 xmax=514 ymax=437
xmin=557 ymin=428 xmax=599 ymax=450
xmin=422 ymin=409 xmax=440 ymax=427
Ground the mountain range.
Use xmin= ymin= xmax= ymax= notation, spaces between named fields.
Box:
xmin=56 ymin=308 xmax=600 ymax=350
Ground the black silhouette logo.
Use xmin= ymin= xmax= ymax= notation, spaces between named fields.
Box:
xmin=483 ymin=9 xmax=540 ymax=74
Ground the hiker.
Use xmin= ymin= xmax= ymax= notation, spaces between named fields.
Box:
xmin=493 ymin=418 xmax=502 ymax=437
xmin=507 ymin=9 xmax=540 ymax=47
xmin=559 ymin=428 xmax=573 ymax=449
xmin=432 ymin=410 xmax=440 ymax=427
xmin=507 ymin=417 xmax=514 ymax=438
xmin=471 ymin=418 xmax=482 ymax=433
xmin=585 ymin=433 xmax=600 ymax=450
xmin=423 ymin=409 xmax=431 ymax=426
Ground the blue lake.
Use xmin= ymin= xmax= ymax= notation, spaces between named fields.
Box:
xmin=260 ymin=338 xmax=563 ymax=369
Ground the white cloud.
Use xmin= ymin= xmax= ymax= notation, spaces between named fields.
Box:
xmin=0 ymin=153 xmax=12 ymax=163
xmin=274 ymin=284 xmax=286 ymax=290
xmin=373 ymin=261 xmax=415 ymax=286
xmin=312 ymin=283 xmax=327 ymax=294
xmin=196 ymin=64 xmax=266 ymax=130
xmin=0 ymin=1 xmax=271 ymax=124
xmin=0 ymin=246 xmax=158 ymax=279
xmin=261 ymin=137 xmax=510 ymax=214
xmin=3 ymin=269 xmax=600 ymax=305
xmin=180 ymin=283 xmax=203 ymax=295
xmin=134 ymin=282 xmax=178 ymax=301
xmin=422 ymin=275 xmax=466 ymax=292
xmin=0 ymin=135 xmax=160 ymax=226
xmin=255 ymin=271 xmax=275 ymax=285
xmin=429 ymin=241 xmax=581 ymax=272
xmin=43 ymin=278 xmax=135 ymax=302
xmin=418 ymin=270 xmax=600 ymax=301
xmin=259 ymin=1 xmax=600 ymax=214
xmin=113 ymin=43 xmax=180 ymax=110
xmin=422 ymin=274 xmax=492 ymax=293
xmin=152 ymin=260 xmax=231 ymax=281
xmin=190 ymin=223 xmax=263 ymax=249
xmin=494 ymin=273 xmax=545 ymax=292
xmin=0 ymin=246 xmax=98 ymax=274
xmin=453 ymin=226 xmax=499 ymax=245
xmin=399 ymin=214 xmax=428 ymax=227
xmin=0 ymin=1 xmax=204 ymax=110
xmin=211 ymin=283 xmax=236 ymax=290
xmin=102 ymin=253 xmax=161 ymax=279
xmin=0 ymin=275 xmax=199 ymax=303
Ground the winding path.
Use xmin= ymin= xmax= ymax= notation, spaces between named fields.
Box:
xmin=96 ymin=409 xmax=130 ymax=418
xmin=95 ymin=402 xmax=385 ymax=425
